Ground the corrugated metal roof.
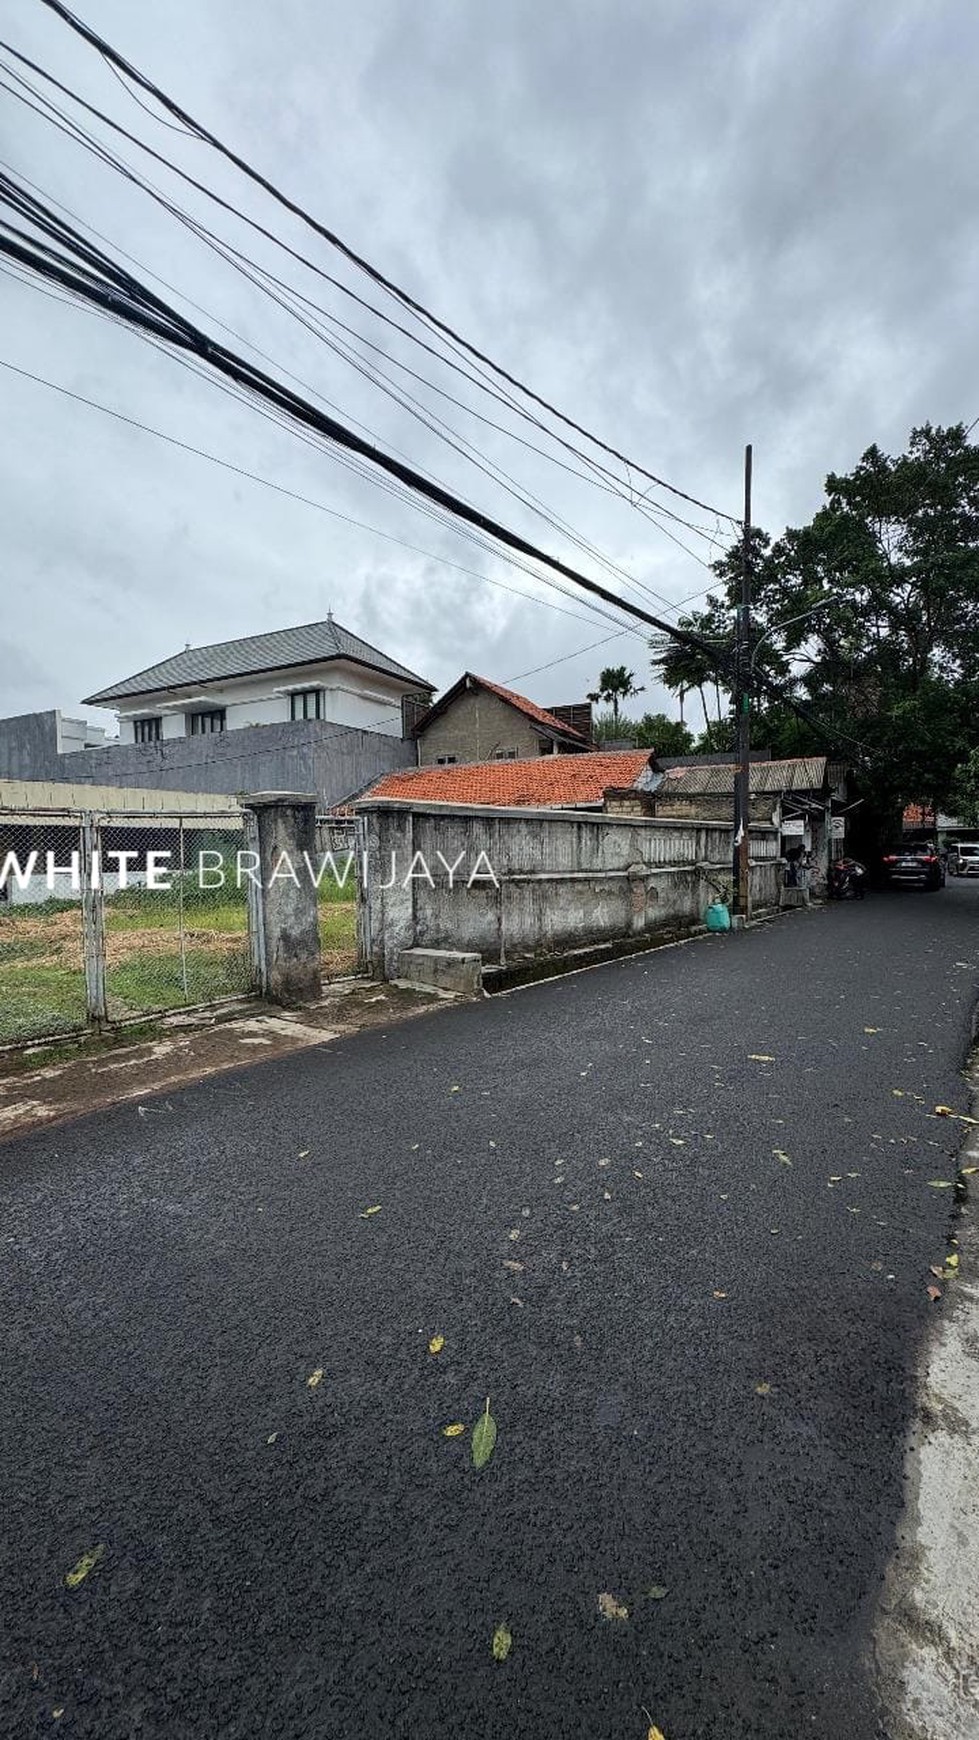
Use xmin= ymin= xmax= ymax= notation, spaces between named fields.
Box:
xmin=660 ymin=756 xmax=828 ymax=795
xmin=83 ymin=617 xmax=434 ymax=705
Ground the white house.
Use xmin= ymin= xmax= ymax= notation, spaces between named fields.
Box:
xmin=83 ymin=614 xmax=435 ymax=745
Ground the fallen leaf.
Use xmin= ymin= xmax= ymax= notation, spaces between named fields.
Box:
xmin=755 ymin=1382 xmax=771 ymax=1396
xmin=829 ymin=1174 xmax=843 ymax=1182
xmin=929 ymin=1265 xmax=945 ymax=1279
xmin=633 ymin=1169 xmax=644 ymax=1179
xmin=934 ymin=1104 xmax=953 ymax=1116
xmin=773 ymin=1150 xmax=792 ymax=1166
xmin=442 ymin=1422 xmax=465 ymax=1438
xmin=945 ymin=1253 xmax=959 ymax=1272
xmin=428 ymin=1335 xmax=444 ymax=1355
xmin=267 ymin=1432 xmax=278 ymax=1444
xmin=961 ymin=1165 xmax=978 ymax=1176
xmin=598 ymin=1157 xmax=611 ymax=1168
xmin=53 ymin=1712 xmax=64 ymax=1722
xmin=298 ymin=1149 xmax=310 ymax=1159
xmin=648 ymin=1728 xmax=667 ymax=1740
xmin=64 ymin=1545 xmax=105 ymax=1589
xmin=306 ymin=1368 xmax=324 ymax=1389
xmin=597 ymin=1591 xmax=628 ymax=1621
xmin=646 ymin=1585 xmax=669 ymax=1601
xmin=864 ymin=1027 xmax=881 ymax=1034
xmin=747 ymin=1054 xmax=775 ymax=1062
xmin=360 ymin=1205 xmax=382 ymax=1218
xmin=502 ymin=1259 xmax=524 ymax=1273
xmin=928 ymin=1180 xmax=954 ymax=1189
xmin=927 ymin=1286 xmax=942 ymax=1301
xmin=449 ymin=1085 xmax=461 ymax=1093
xmin=492 ymin=1622 xmax=512 ymax=1661
xmin=472 ymin=1398 xmax=497 ymax=1470
xmin=508 ymin=1228 xmax=521 ymax=1241
xmin=712 ymin=1290 xmax=727 ymax=1299
xmin=410 ymin=1143 xmax=420 ymax=1151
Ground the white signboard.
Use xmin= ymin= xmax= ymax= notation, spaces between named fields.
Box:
xmin=781 ymin=818 xmax=805 ymax=837
xmin=831 ymin=816 xmax=846 ymax=839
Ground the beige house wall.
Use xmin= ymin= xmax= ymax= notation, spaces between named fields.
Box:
xmin=417 ymin=689 xmax=553 ymax=765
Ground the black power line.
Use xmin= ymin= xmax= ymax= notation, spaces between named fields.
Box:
xmin=0 ymin=169 xmax=867 ymax=758
xmin=32 ymin=0 xmax=740 ymax=527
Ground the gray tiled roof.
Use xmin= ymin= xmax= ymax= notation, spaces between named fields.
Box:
xmin=83 ymin=617 xmax=434 ymax=705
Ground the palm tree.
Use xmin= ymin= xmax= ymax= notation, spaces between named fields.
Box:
xmin=587 ymin=666 xmax=644 ymax=730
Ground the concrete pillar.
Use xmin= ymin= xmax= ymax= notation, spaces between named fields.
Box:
xmin=242 ymin=791 xmax=321 ymax=1005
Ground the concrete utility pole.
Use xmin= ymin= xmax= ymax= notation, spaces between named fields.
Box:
xmin=732 ymin=445 xmax=753 ymax=919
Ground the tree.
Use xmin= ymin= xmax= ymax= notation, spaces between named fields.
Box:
xmin=649 ymin=600 xmax=738 ymax=749
xmin=702 ymin=422 xmax=979 ymax=825
xmin=587 ymin=666 xmax=644 ymax=728
xmin=950 ymin=748 xmax=979 ymax=826
xmin=632 ymin=713 xmax=695 ymax=755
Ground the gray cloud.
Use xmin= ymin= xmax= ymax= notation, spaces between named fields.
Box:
xmin=2 ymin=0 xmax=976 ymax=736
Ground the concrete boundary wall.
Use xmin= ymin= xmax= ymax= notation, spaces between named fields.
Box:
xmin=357 ymin=800 xmax=781 ymax=980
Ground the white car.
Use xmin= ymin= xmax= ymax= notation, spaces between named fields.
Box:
xmin=949 ymin=843 xmax=979 ymax=877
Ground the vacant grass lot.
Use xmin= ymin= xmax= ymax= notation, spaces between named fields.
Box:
xmin=0 ymin=879 xmax=358 ymax=1041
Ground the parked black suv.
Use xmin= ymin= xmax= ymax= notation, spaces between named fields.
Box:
xmin=880 ymin=843 xmax=945 ymax=890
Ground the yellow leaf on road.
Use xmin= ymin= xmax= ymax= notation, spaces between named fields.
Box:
xmin=755 ymin=1382 xmax=771 ymax=1395
xmin=648 ymin=1727 xmax=667 ymax=1740
xmin=492 ymin=1622 xmax=512 ymax=1661
xmin=65 ymin=1545 xmax=105 ymax=1589
xmin=442 ymin=1423 xmax=465 ymax=1438
xmin=773 ymin=1150 xmax=792 ymax=1166
xmin=428 ymin=1335 xmax=445 ymax=1355
xmin=748 ymin=1054 xmax=775 ymax=1062
xmin=306 ymin=1368 xmax=324 ymax=1388
xmin=360 ymin=1205 xmax=382 ymax=1218
xmin=597 ymin=1591 xmax=628 ymax=1621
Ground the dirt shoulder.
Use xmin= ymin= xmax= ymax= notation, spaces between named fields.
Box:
xmin=0 ymin=980 xmax=451 ymax=1143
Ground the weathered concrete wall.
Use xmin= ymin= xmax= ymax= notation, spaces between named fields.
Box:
xmin=0 ymin=712 xmax=415 ymax=809
xmin=358 ymin=800 xmax=781 ymax=980
xmin=0 ymin=711 xmax=62 ymax=780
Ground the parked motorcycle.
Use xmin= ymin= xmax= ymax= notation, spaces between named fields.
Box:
xmin=828 ymin=856 xmax=867 ymax=900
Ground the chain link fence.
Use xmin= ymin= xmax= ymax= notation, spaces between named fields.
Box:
xmin=0 ymin=815 xmax=88 ymax=1042
xmin=316 ymin=814 xmax=364 ymax=981
xmin=0 ymin=808 xmax=255 ymax=1043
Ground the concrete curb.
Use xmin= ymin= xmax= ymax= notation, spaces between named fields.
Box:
xmin=875 ymin=1043 xmax=979 ymax=1738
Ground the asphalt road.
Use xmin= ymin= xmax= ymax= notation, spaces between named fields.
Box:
xmin=2 ymin=882 xmax=978 ymax=1740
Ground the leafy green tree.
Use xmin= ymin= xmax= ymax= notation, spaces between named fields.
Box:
xmin=632 ymin=713 xmax=695 ymax=754
xmin=950 ymin=748 xmax=979 ymax=825
xmin=587 ymin=666 xmax=644 ymax=728
xmin=699 ymin=422 xmax=979 ymax=823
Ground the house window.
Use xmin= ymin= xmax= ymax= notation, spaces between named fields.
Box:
xmin=290 ymin=689 xmax=324 ymax=721
xmin=133 ymin=717 xmax=161 ymax=745
xmin=187 ymin=709 xmax=226 ymax=736
xmin=493 ymin=747 xmax=518 ymax=760
xmin=436 ymin=754 xmax=457 ymax=765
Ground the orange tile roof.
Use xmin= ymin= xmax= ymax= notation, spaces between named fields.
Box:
xmin=470 ymin=676 xmax=589 ymax=741
xmin=362 ymin=750 xmax=653 ymax=809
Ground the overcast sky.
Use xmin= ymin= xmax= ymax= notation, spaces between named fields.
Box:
xmin=3 ymin=0 xmax=977 ymax=735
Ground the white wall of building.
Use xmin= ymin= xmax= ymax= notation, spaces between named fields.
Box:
xmin=114 ymin=660 xmax=418 ymax=743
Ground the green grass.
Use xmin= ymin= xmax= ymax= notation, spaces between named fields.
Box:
xmin=0 ymin=967 xmax=87 ymax=1043
xmin=0 ymin=877 xmax=359 ymax=1040
xmin=106 ymin=945 xmax=253 ymax=1015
